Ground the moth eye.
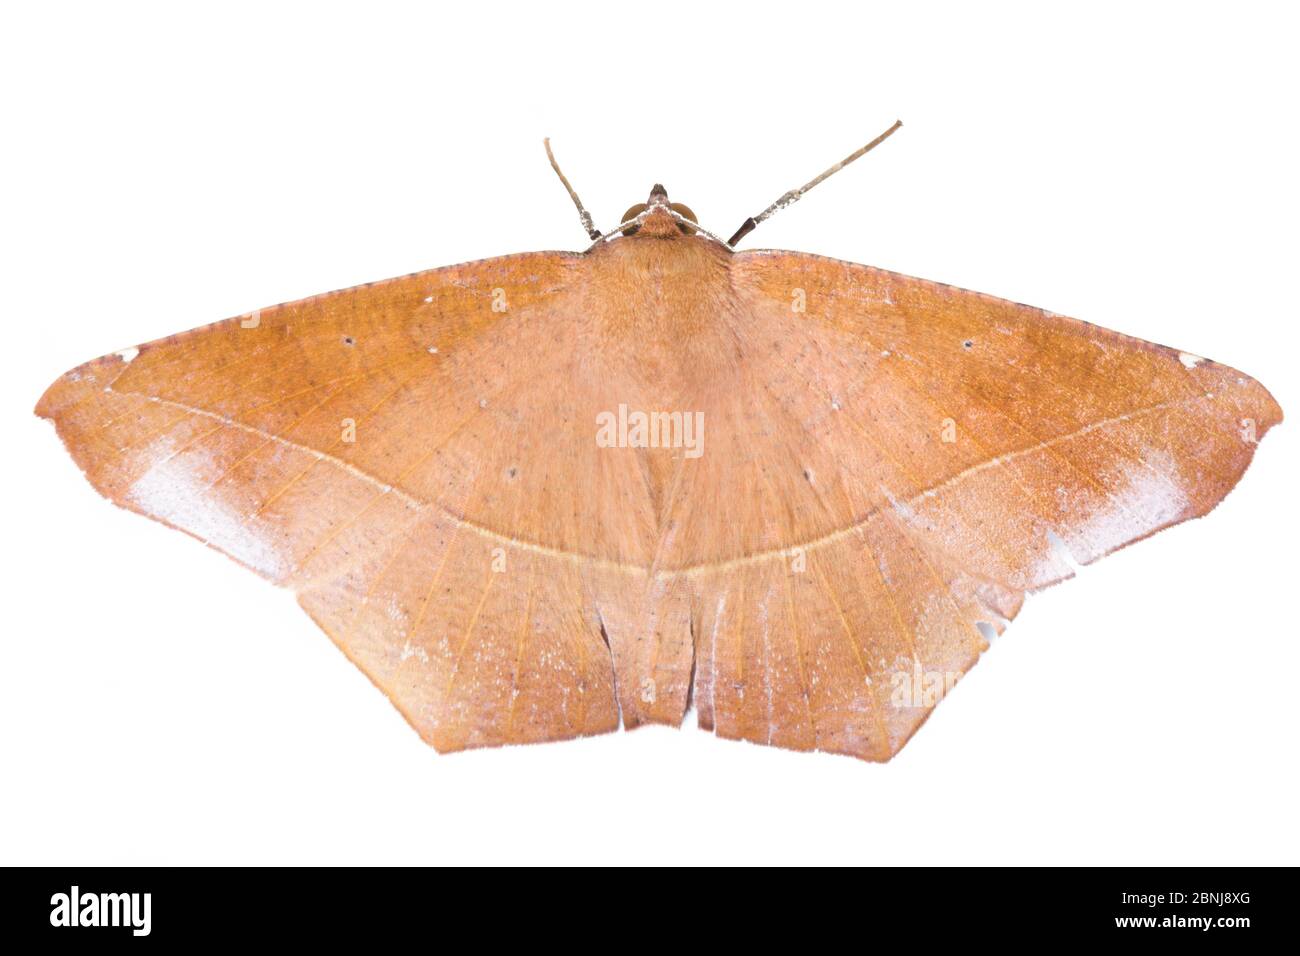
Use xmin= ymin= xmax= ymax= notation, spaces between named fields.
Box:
xmin=619 ymin=203 xmax=648 ymax=236
xmin=670 ymin=202 xmax=698 ymax=235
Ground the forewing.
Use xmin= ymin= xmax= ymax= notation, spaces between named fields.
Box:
xmin=733 ymin=251 xmax=1281 ymax=588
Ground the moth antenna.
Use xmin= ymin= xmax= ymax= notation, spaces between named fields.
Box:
xmin=726 ymin=120 xmax=903 ymax=247
xmin=544 ymin=137 xmax=602 ymax=240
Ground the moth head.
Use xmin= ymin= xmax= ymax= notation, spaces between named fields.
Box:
xmin=619 ymin=184 xmax=698 ymax=237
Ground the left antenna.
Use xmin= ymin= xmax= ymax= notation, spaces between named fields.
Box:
xmin=545 ymin=138 xmax=602 ymax=240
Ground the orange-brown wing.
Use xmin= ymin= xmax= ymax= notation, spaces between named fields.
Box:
xmin=678 ymin=250 xmax=1279 ymax=759
xmin=35 ymin=252 xmax=654 ymax=751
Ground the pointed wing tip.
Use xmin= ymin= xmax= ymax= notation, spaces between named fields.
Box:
xmin=35 ymin=351 xmax=131 ymax=420
xmin=1183 ymin=351 xmax=1283 ymax=422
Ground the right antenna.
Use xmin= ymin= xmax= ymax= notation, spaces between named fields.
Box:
xmin=726 ymin=120 xmax=903 ymax=247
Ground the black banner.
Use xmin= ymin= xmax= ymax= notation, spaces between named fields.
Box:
xmin=4 ymin=866 xmax=1290 ymax=944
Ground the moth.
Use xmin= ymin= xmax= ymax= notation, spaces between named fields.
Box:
xmin=37 ymin=123 xmax=1281 ymax=761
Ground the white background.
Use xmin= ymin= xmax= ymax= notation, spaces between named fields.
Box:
xmin=2 ymin=1 xmax=1296 ymax=866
